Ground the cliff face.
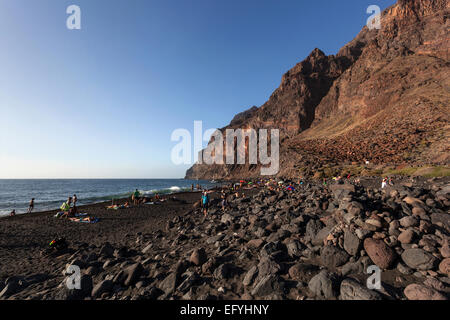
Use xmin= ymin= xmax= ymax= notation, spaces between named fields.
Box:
xmin=186 ymin=0 xmax=450 ymax=180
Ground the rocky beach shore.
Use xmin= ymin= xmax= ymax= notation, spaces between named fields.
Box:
xmin=0 ymin=177 xmax=449 ymax=300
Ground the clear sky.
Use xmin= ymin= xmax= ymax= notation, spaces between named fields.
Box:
xmin=0 ymin=0 xmax=396 ymax=178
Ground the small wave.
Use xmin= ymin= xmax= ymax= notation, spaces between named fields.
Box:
xmin=0 ymin=210 xmax=11 ymax=217
xmin=139 ymin=186 xmax=188 ymax=196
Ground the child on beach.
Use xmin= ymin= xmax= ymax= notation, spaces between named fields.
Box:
xmin=10 ymin=210 xmax=16 ymax=217
xmin=27 ymin=198 xmax=35 ymax=214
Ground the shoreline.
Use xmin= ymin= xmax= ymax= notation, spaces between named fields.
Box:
xmin=0 ymin=190 xmax=204 ymax=219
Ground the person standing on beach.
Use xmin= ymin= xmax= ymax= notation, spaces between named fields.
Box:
xmin=201 ymin=191 xmax=210 ymax=217
xmin=27 ymin=198 xmax=35 ymax=214
xmin=221 ymin=194 xmax=228 ymax=213
xmin=73 ymin=194 xmax=78 ymax=208
xmin=133 ymin=189 xmax=140 ymax=206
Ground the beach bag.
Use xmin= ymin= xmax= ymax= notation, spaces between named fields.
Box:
xmin=49 ymin=238 xmax=68 ymax=251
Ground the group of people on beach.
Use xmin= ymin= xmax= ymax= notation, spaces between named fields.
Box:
xmin=191 ymin=184 xmax=203 ymax=191
xmin=55 ymin=195 xmax=79 ymax=219
xmin=381 ymin=177 xmax=394 ymax=189
xmin=12 ymin=197 xmax=37 ymax=216
xmin=107 ymin=189 xmax=167 ymax=210
xmin=7 ymin=175 xmax=397 ymax=219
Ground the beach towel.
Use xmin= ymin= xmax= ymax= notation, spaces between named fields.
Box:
xmin=108 ymin=204 xmax=129 ymax=210
xmin=72 ymin=217 xmax=100 ymax=224
xmin=55 ymin=212 xmax=88 ymax=218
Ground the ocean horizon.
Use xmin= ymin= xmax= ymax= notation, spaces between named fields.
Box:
xmin=0 ymin=178 xmax=218 ymax=216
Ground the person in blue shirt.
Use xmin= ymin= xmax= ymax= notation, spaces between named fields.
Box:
xmin=201 ymin=191 xmax=210 ymax=217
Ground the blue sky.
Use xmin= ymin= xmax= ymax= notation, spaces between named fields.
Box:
xmin=0 ymin=0 xmax=396 ymax=178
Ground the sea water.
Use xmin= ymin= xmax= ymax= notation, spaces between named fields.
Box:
xmin=0 ymin=179 xmax=217 ymax=216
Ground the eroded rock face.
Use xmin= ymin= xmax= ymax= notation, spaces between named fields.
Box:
xmin=186 ymin=0 xmax=449 ymax=180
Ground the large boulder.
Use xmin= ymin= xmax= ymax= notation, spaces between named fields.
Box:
xmin=401 ymin=248 xmax=437 ymax=271
xmin=91 ymin=280 xmax=113 ymax=298
xmin=308 ymin=270 xmax=339 ymax=299
xmin=430 ymin=213 xmax=450 ymax=230
xmin=404 ymin=284 xmax=447 ymax=300
xmin=123 ymin=263 xmax=143 ymax=287
xmin=320 ymin=245 xmax=350 ymax=269
xmin=158 ymin=272 xmax=178 ymax=295
xmin=305 ymin=219 xmax=324 ymax=241
xmin=251 ymin=274 xmax=284 ymax=298
xmin=343 ymin=230 xmax=361 ymax=256
xmin=363 ymin=238 xmax=397 ymax=269
xmin=340 ymin=278 xmax=383 ymax=300
xmin=312 ymin=226 xmax=334 ymax=246
xmin=439 ymin=258 xmax=450 ymax=275
xmin=190 ymin=248 xmax=207 ymax=266
xmin=288 ymin=263 xmax=320 ymax=283
xmin=243 ymin=266 xmax=259 ymax=287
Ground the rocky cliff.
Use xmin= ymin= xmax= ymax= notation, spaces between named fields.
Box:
xmin=186 ymin=0 xmax=450 ymax=180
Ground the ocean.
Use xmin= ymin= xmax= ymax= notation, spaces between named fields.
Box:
xmin=0 ymin=179 xmax=218 ymax=217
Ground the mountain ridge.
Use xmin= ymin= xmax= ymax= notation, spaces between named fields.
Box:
xmin=186 ymin=0 xmax=449 ymax=180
